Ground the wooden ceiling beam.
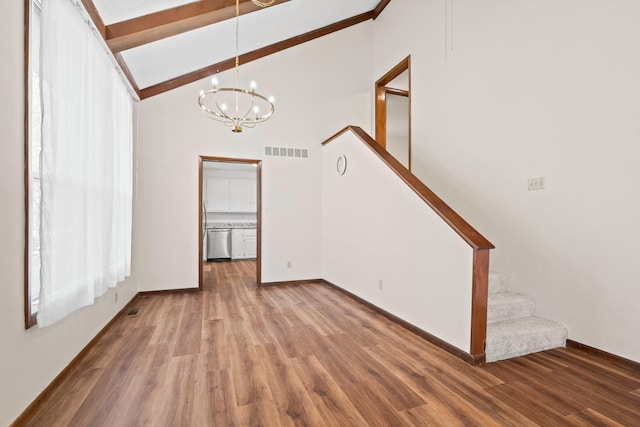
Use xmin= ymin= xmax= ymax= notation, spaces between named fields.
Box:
xmin=373 ymin=0 xmax=392 ymax=20
xmin=114 ymin=53 xmax=141 ymax=98
xmin=106 ymin=0 xmax=290 ymax=53
xmin=80 ymin=0 xmax=106 ymax=38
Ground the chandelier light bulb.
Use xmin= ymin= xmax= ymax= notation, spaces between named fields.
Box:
xmin=253 ymin=106 xmax=260 ymax=114
xmin=211 ymin=77 xmax=218 ymax=88
xmin=268 ymin=96 xmax=275 ymax=103
xmin=221 ymin=103 xmax=228 ymax=112
xmin=250 ymin=81 xmax=257 ymax=91
xmin=199 ymin=90 xmax=205 ymax=96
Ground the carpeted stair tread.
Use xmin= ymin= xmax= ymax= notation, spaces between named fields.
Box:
xmin=486 ymin=316 xmax=568 ymax=362
xmin=487 ymin=291 xmax=536 ymax=323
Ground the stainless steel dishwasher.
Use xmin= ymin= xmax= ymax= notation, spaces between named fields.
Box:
xmin=207 ymin=228 xmax=232 ymax=260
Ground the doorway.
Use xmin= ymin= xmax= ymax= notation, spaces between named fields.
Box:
xmin=375 ymin=56 xmax=411 ymax=169
xmin=198 ymin=156 xmax=262 ymax=289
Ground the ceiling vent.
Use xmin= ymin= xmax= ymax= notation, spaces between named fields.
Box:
xmin=264 ymin=146 xmax=309 ymax=159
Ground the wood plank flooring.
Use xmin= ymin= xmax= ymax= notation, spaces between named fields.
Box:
xmin=18 ymin=260 xmax=640 ymax=426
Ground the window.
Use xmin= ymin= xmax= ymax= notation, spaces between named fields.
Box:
xmin=25 ymin=0 xmax=134 ymax=328
xmin=25 ymin=0 xmax=42 ymax=327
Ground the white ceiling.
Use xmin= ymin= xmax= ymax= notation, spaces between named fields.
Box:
xmin=93 ymin=0 xmax=195 ymax=24
xmin=90 ymin=0 xmax=380 ymax=92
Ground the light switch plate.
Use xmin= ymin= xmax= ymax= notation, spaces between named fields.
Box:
xmin=528 ymin=177 xmax=545 ymax=191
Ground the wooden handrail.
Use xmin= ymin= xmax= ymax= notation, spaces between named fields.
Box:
xmin=322 ymin=126 xmax=494 ymax=250
xmin=322 ymin=126 xmax=493 ymax=363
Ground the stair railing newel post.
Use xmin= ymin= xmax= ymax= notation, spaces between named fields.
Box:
xmin=470 ymin=248 xmax=490 ymax=364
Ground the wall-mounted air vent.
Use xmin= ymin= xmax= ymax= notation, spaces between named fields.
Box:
xmin=264 ymin=146 xmax=309 ymax=159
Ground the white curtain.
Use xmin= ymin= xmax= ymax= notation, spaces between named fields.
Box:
xmin=38 ymin=0 xmax=133 ymax=327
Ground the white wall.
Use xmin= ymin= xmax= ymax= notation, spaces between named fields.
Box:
xmin=0 ymin=3 xmax=139 ymax=424
xmin=322 ymin=131 xmax=474 ymax=352
xmin=374 ymin=0 xmax=640 ymax=362
xmin=135 ymin=22 xmax=373 ymax=289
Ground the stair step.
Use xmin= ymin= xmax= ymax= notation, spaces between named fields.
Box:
xmin=487 ymin=291 xmax=535 ymax=323
xmin=486 ymin=316 xmax=568 ymax=362
xmin=489 ymin=271 xmax=510 ymax=294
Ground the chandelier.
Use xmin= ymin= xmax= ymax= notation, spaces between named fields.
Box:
xmin=198 ymin=0 xmax=276 ymax=132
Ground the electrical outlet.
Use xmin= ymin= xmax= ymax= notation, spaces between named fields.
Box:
xmin=528 ymin=177 xmax=545 ymax=191
xmin=378 ymin=280 xmax=383 ymax=290
xmin=287 ymin=261 xmax=292 ymax=268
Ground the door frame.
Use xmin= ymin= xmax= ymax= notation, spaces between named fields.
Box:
xmin=198 ymin=156 xmax=263 ymax=289
xmin=375 ymin=55 xmax=412 ymax=169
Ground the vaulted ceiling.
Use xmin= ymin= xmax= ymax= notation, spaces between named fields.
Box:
xmin=82 ymin=0 xmax=390 ymax=99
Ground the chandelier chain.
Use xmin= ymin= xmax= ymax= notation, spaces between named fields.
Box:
xmin=236 ymin=0 xmax=240 ymax=71
xmin=235 ymin=0 xmax=240 ymax=116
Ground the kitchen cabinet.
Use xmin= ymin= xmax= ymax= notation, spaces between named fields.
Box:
xmin=229 ymin=179 xmax=256 ymax=212
xmin=232 ymin=228 xmax=257 ymax=259
xmin=205 ymin=178 xmax=230 ymax=211
xmin=205 ymin=177 xmax=256 ymax=212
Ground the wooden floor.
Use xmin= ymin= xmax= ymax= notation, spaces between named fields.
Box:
xmin=19 ymin=260 xmax=640 ymax=426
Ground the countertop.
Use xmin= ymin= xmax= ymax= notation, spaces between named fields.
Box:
xmin=207 ymin=222 xmax=256 ymax=230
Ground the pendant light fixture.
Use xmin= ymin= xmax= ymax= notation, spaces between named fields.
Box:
xmin=198 ymin=0 xmax=276 ymax=132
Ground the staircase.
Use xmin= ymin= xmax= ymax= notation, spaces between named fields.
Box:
xmin=486 ymin=272 xmax=568 ymax=362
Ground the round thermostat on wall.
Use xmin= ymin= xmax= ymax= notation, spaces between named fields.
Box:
xmin=336 ymin=154 xmax=347 ymax=175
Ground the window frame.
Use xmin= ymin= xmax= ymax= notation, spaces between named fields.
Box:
xmin=24 ymin=0 xmax=37 ymax=329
